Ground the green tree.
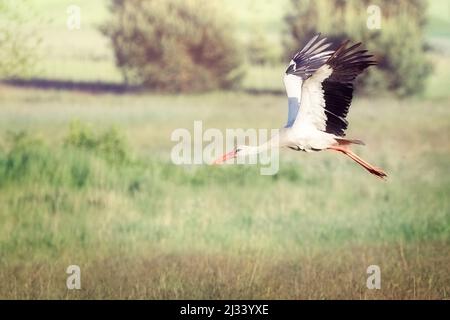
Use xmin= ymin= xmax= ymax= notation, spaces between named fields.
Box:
xmin=246 ymin=28 xmax=280 ymax=66
xmin=0 ymin=0 xmax=41 ymax=78
xmin=284 ymin=0 xmax=432 ymax=96
xmin=102 ymin=0 xmax=245 ymax=92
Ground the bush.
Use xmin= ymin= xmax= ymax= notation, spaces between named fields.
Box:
xmin=0 ymin=131 xmax=92 ymax=188
xmin=0 ymin=131 xmax=47 ymax=184
xmin=0 ymin=127 xmax=132 ymax=189
xmin=102 ymin=0 xmax=245 ymax=92
xmin=64 ymin=120 xmax=131 ymax=165
xmin=246 ymin=29 xmax=281 ymax=66
xmin=284 ymin=0 xmax=432 ymax=97
xmin=0 ymin=0 xmax=41 ymax=78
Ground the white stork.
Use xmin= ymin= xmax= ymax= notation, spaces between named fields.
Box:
xmin=214 ymin=34 xmax=387 ymax=179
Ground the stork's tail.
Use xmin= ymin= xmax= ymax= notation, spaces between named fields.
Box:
xmin=335 ymin=138 xmax=365 ymax=146
xmin=328 ymin=144 xmax=387 ymax=180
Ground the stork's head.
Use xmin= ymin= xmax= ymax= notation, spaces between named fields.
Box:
xmin=213 ymin=145 xmax=258 ymax=164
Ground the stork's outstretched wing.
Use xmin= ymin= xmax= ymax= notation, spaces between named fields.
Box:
xmin=283 ymin=34 xmax=334 ymax=127
xmin=292 ymin=41 xmax=376 ymax=136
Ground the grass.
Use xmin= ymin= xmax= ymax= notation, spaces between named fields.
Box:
xmin=0 ymin=0 xmax=449 ymax=300
xmin=0 ymin=86 xmax=449 ymax=299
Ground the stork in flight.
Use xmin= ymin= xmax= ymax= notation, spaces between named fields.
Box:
xmin=214 ymin=34 xmax=387 ymax=179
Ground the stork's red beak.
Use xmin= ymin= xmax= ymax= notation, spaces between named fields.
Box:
xmin=213 ymin=150 xmax=237 ymax=165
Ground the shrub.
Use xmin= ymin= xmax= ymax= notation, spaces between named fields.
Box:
xmin=0 ymin=127 xmax=132 ymax=189
xmin=246 ymin=29 xmax=281 ymax=66
xmin=0 ymin=0 xmax=41 ymax=78
xmin=0 ymin=131 xmax=92 ymax=188
xmin=102 ymin=0 xmax=245 ymax=92
xmin=64 ymin=120 xmax=130 ymax=165
xmin=0 ymin=131 xmax=46 ymax=183
xmin=284 ymin=0 xmax=432 ymax=96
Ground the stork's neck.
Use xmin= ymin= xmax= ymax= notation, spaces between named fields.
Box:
xmin=255 ymin=143 xmax=271 ymax=154
xmin=250 ymin=133 xmax=280 ymax=154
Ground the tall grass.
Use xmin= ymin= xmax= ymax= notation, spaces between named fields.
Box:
xmin=0 ymin=81 xmax=448 ymax=298
xmin=0 ymin=0 xmax=448 ymax=300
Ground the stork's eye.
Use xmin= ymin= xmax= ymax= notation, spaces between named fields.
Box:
xmin=235 ymin=148 xmax=242 ymax=153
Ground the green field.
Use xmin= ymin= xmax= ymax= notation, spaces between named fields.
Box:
xmin=0 ymin=0 xmax=449 ymax=299
xmin=0 ymin=87 xmax=449 ymax=299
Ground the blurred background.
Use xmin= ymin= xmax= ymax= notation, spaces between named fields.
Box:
xmin=0 ymin=0 xmax=449 ymax=299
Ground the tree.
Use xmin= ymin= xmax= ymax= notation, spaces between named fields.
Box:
xmin=102 ymin=0 xmax=245 ymax=92
xmin=284 ymin=0 xmax=432 ymax=96
xmin=246 ymin=28 xmax=280 ymax=66
xmin=0 ymin=0 xmax=41 ymax=78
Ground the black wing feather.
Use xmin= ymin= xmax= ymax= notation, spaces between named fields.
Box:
xmin=322 ymin=41 xmax=376 ymax=136
xmin=286 ymin=34 xmax=334 ymax=80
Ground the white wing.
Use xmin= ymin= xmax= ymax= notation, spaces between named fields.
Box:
xmin=283 ymin=34 xmax=334 ymax=128
xmin=291 ymin=65 xmax=332 ymax=131
xmin=291 ymin=41 xmax=376 ymax=136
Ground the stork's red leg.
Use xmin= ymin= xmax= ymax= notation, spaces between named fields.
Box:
xmin=328 ymin=145 xmax=387 ymax=179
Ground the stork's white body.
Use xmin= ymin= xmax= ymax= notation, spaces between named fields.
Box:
xmin=281 ymin=65 xmax=338 ymax=152
xmin=282 ymin=126 xmax=338 ymax=152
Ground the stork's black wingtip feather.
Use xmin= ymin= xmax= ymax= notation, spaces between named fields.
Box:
xmin=288 ymin=33 xmax=334 ymax=79
xmin=321 ymin=38 xmax=376 ymax=137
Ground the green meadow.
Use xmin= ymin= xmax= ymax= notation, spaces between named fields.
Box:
xmin=0 ymin=0 xmax=449 ymax=299
xmin=1 ymin=88 xmax=449 ymax=299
